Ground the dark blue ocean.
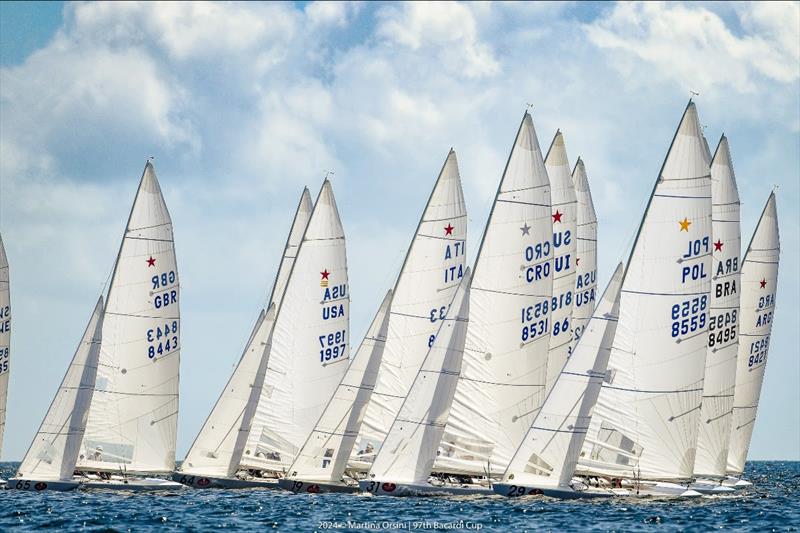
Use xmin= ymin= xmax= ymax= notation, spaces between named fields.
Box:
xmin=1 ymin=461 xmax=797 ymax=531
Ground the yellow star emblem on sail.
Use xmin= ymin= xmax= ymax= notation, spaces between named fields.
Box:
xmin=679 ymin=217 xmax=691 ymax=232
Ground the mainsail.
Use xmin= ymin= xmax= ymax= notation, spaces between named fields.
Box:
xmin=727 ymin=193 xmax=780 ymax=475
xmin=78 ymin=161 xmax=181 ymax=474
xmin=355 ymin=150 xmax=467 ymax=462
xmin=0 ymin=234 xmax=9 ymax=456
xmin=694 ymin=136 xmax=741 ymax=478
xmin=435 ymin=113 xmax=553 ymax=475
xmin=179 ymin=188 xmax=313 ymax=477
xmin=288 ymin=290 xmax=393 ymax=483
xmin=241 ymin=180 xmax=349 ymax=470
xmin=503 ymin=263 xmax=623 ymax=488
xmin=543 ymin=132 xmax=578 ymax=395
xmin=579 ymin=101 xmax=712 ymax=481
xmin=16 ymin=299 xmax=104 ymax=481
xmin=570 ymin=158 xmax=598 ymax=352
xmin=367 ymin=269 xmax=471 ymax=485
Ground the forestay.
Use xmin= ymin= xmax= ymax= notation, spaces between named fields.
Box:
xmin=241 ymin=180 xmax=349 ymax=470
xmin=579 ymin=101 xmax=712 ymax=481
xmin=435 ymin=113 xmax=553 ymax=476
xmin=78 ymin=162 xmax=181 ymax=474
xmin=0 ymin=234 xmax=9 ymax=456
xmin=288 ymin=290 xmax=392 ymax=483
xmin=727 ymin=193 xmax=779 ymax=476
xmin=569 ymin=158 xmax=598 ymax=353
xmin=503 ymin=264 xmax=623 ymax=488
xmin=367 ymin=270 xmax=471 ymax=485
xmin=356 ymin=150 xmax=467 ymax=463
xmin=179 ymin=188 xmax=313 ymax=477
xmin=179 ymin=307 xmax=276 ymax=477
xmin=16 ymin=299 xmax=104 ymax=481
xmin=543 ymin=132 xmax=578 ymax=395
xmin=694 ymin=136 xmax=741 ymax=478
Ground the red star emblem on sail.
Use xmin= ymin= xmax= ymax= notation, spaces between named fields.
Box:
xmin=714 ymin=240 xmax=724 ymax=252
xmin=146 ymin=256 xmax=156 ymax=267
xmin=576 ymin=257 xmax=580 ymax=266
xmin=444 ymin=223 xmax=454 ymax=236
xmin=321 ymin=269 xmax=330 ymax=280
xmin=760 ymin=278 xmax=766 ymax=289
xmin=552 ymin=210 xmax=563 ymax=223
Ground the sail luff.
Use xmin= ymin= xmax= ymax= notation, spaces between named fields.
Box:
xmin=16 ymin=298 xmax=104 ymax=481
xmin=0 ymin=233 xmax=9 ymax=457
xmin=727 ymin=192 xmax=779 ymax=475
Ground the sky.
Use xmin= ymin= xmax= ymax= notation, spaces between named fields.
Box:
xmin=0 ymin=1 xmax=798 ymax=462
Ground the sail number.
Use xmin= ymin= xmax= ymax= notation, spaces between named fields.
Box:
xmin=670 ymin=295 xmax=707 ymax=338
xmin=748 ymin=335 xmax=770 ymax=368
xmin=708 ymin=310 xmax=737 ymax=348
xmin=319 ymin=330 xmax=346 ymax=363
xmin=147 ymin=320 xmax=179 ymax=359
xmin=0 ymin=346 xmax=8 ymax=374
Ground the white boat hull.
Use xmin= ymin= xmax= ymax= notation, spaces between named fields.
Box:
xmin=688 ymin=479 xmax=736 ymax=494
xmin=493 ymin=482 xmax=624 ymax=499
xmin=278 ymin=478 xmax=360 ymax=494
xmin=7 ymin=478 xmax=80 ymax=492
xmin=359 ymin=479 xmax=490 ymax=496
xmin=80 ymin=477 xmax=185 ymax=491
xmin=171 ymin=472 xmax=279 ymax=489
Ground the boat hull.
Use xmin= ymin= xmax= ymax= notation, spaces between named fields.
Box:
xmin=171 ymin=472 xmax=280 ymax=489
xmin=81 ymin=477 xmax=185 ymax=491
xmin=688 ymin=480 xmax=736 ymax=494
xmin=278 ymin=478 xmax=360 ymax=494
xmin=492 ymin=482 xmax=622 ymax=499
xmin=359 ymin=479 xmax=491 ymax=496
xmin=7 ymin=478 xmax=80 ymax=492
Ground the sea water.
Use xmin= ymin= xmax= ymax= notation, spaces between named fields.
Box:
xmin=1 ymin=461 xmax=797 ymax=531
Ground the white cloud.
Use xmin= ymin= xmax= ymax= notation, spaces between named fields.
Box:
xmin=584 ymin=1 xmax=800 ymax=93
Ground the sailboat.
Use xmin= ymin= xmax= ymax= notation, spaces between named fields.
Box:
xmin=231 ymin=180 xmax=349 ymax=479
xmin=726 ymin=192 xmax=780 ymax=485
xmin=570 ymin=158 xmax=598 ymax=352
xmin=433 ymin=112 xmax=553 ymax=482
xmin=173 ymin=189 xmax=313 ymax=488
xmin=493 ymin=263 xmax=624 ymax=499
xmin=543 ymin=131 xmax=578 ymax=396
xmin=690 ymin=135 xmax=741 ymax=494
xmin=351 ymin=150 xmax=467 ymax=471
xmin=8 ymin=299 xmax=104 ymax=491
xmin=279 ymin=290 xmax=392 ymax=493
xmin=576 ymin=101 xmax=711 ymax=498
xmin=360 ymin=269 xmax=472 ymax=496
xmin=0 ymin=234 xmax=10 ymax=487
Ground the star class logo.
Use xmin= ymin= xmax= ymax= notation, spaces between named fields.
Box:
xmin=444 ymin=223 xmax=454 ymax=236
xmin=552 ymin=210 xmax=563 ymax=223
xmin=520 ymin=223 xmax=531 ymax=236
xmin=146 ymin=256 xmax=156 ymax=267
xmin=679 ymin=218 xmax=692 ymax=232
xmin=381 ymin=482 xmax=397 ymax=493
xmin=714 ymin=240 xmax=724 ymax=252
xmin=307 ymin=484 xmax=321 ymax=493
xmin=760 ymin=278 xmax=767 ymax=289
xmin=320 ymin=269 xmax=330 ymax=287
xmin=34 ymin=482 xmax=48 ymax=491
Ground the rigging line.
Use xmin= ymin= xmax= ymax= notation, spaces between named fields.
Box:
xmin=495 ymin=199 xmax=550 ymax=208
xmin=125 ymin=236 xmax=174 ymax=243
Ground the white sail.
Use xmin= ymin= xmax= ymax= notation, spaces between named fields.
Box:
xmin=0 ymin=234 xmax=9 ymax=456
xmin=179 ymin=307 xmax=275 ymax=477
xmin=288 ymin=290 xmax=393 ymax=482
xmin=367 ymin=269 xmax=472 ymax=485
xmin=570 ymin=158 xmax=598 ymax=353
xmin=435 ymin=113 xmax=553 ymax=476
xmin=544 ymin=132 xmax=578 ymax=395
xmin=727 ymin=192 xmax=779 ymax=475
xmin=503 ymin=263 xmax=623 ymax=488
xmin=78 ymin=161 xmax=180 ymax=474
xmin=16 ymin=298 xmax=104 ymax=481
xmin=179 ymin=188 xmax=313 ymax=477
xmin=694 ymin=136 xmax=741 ymax=478
xmin=578 ymin=101 xmax=712 ymax=481
xmin=356 ymin=150 xmax=467 ymax=463
xmin=270 ymin=188 xmax=314 ymax=309
xmin=241 ymin=179 xmax=349 ymax=470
